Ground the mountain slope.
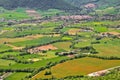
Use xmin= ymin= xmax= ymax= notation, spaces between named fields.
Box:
xmin=65 ymin=0 xmax=120 ymax=15
xmin=65 ymin=0 xmax=120 ymax=8
xmin=0 ymin=0 xmax=77 ymax=10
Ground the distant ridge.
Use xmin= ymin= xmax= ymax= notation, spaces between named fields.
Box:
xmin=0 ymin=0 xmax=77 ymax=10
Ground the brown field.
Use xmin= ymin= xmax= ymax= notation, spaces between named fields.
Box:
xmin=108 ymin=32 xmax=120 ymax=35
xmin=102 ymin=32 xmax=120 ymax=36
xmin=68 ymin=29 xmax=80 ymax=35
xmin=32 ymin=57 xmax=120 ymax=79
xmin=0 ymin=34 xmax=43 ymax=44
xmin=47 ymin=34 xmax=61 ymax=37
xmin=5 ymin=44 xmax=24 ymax=50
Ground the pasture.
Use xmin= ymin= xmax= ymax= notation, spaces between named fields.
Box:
xmin=0 ymin=59 xmax=16 ymax=68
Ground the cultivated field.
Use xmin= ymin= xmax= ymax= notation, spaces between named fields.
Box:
xmin=0 ymin=5 xmax=120 ymax=80
xmin=32 ymin=57 xmax=120 ymax=79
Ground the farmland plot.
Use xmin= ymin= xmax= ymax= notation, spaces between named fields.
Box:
xmin=32 ymin=57 xmax=120 ymax=79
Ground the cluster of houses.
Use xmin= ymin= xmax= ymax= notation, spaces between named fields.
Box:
xmin=59 ymin=15 xmax=92 ymax=20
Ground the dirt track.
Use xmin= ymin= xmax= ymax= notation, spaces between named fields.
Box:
xmin=6 ymin=44 xmax=23 ymax=50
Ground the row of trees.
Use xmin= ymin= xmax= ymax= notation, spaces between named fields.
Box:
xmin=0 ymin=68 xmax=34 ymax=73
xmin=1 ymin=51 xmax=34 ymax=64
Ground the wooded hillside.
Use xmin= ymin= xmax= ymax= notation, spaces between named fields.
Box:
xmin=0 ymin=0 xmax=76 ymax=10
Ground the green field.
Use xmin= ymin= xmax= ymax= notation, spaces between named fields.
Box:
xmin=1 ymin=56 xmax=68 ymax=70
xmin=11 ymin=37 xmax=61 ymax=47
xmin=0 ymin=8 xmax=30 ymax=20
xmin=5 ymin=72 xmax=30 ymax=80
xmin=94 ymin=38 xmax=120 ymax=57
xmin=0 ymin=59 xmax=16 ymax=68
xmin=0 ymin=44 xmax=12 ymax=52
xmin=53 ymin=42 xmax=72 ymax=51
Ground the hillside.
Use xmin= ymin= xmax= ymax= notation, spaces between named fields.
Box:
xmin=64 ymin=0 xmax=120 ymax=15
xmin=65 ymin=0 xmax=120 ymax=8
xmin=0 ymin=0 xmax=120 ymax=15
xmin=0 ymin=0 xmax=76 ymax=10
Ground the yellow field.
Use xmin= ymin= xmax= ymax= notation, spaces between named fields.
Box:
xmin=68 ymin=29 xmax=80 ymax=35
xmin=32 ymin=57 xmax=120 ymax=79
xmin=0 ymin=34 xmax=43 ymax=44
